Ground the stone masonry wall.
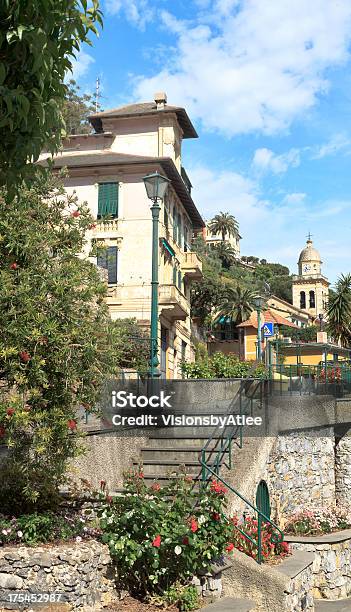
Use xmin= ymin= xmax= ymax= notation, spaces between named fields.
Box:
xmin=335 ymin=428 xmax=351 ymax=508
xmin=283 ymin=561 xmax=314 ymax=612
xmin=287 ymin=531 xmax=351 ymax=600
xmin=267 ymin=429 xmax=336 ymax=517
xmin=0 ymin=541 xmax=116 ymax=611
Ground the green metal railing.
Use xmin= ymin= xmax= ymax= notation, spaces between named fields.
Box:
xmin=199 ymin=377 xmax=284 ymax=564
xmin=271 ymin=363 xmax=351 ymax=397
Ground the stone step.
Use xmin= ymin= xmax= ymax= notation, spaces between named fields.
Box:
xmin=146 ymin=437 xmax=231 ymax=447
xmin=314 ymin=599 xmax=351 ymax=612
xmin=198 ymin=596 xmax=255 ymax=611
xmin=139 ymin=446 xmax=229 ymax=462
xmin=133 ymin=459 xmax=225 ymax=476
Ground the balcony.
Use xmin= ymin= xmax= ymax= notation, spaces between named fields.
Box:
xmin=159 ymin=284 xmax=189 ymax=321
xmin=90 ymin=218 xmax=120 ymax=239
xmin=182 ymin=252 xmax=203 ymax=281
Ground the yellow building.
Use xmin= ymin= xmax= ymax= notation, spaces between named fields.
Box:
xmin=43 ymin=92 xmax=204 ymax=378
xmin=237 ymin=309 xmax=298 ymax=361
xmin=292 ymin=236 xmax=329 ymax=319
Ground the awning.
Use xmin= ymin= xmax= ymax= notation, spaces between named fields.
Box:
xmin=161 ymin=238 xmax=175 ymax=257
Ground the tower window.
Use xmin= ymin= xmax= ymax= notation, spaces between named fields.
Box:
xmin=300 ymin=291 xmax=306 ymax=309
xmin=309 ymin=290 xmax=315 ymax=309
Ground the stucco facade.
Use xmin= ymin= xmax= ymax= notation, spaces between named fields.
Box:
xmin=292 ymin=238 xmax=329 ymax=319
xmin=44 ymin=93 xmax=204 ymax=379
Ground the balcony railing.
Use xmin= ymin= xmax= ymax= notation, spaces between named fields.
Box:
xmin=182 ymin=252 xmax=203 ymax=281
xmin=159 ymin=284 xmax=189 ymax=321
xmin=91 ymin=218 xmax=120 ymax=237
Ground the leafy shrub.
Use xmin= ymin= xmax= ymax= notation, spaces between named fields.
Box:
xmin=181 ymin=352 xmax=268 ymax=379
xmin=152 ymin=583 xmax=199 ymax=611
xmin=0 ymin=509 xmax=99 ymax=546
xmin=228 ymin=516 xmax=289 ymax=561
xmin=98 ymin=470 xmax=233 ymax=598
xmin=285 ymin=507 xmax=351 ymax=536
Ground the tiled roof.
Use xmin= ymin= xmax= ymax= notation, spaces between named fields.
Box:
xmin=89 ymin=102 xmax=198 ymax=139
xmin=237 ymin=309 xmax=298 ymax=329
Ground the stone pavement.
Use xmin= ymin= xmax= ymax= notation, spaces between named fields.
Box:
xmin=199 ymin=597 xmax=254 ymax=611
xmin=314 ymin=599 xmax=351 ymax=611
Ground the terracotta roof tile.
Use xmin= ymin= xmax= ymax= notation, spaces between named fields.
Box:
xmin=237 ymin=309 xmax=298 ymax=329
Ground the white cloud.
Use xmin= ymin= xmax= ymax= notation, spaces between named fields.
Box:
xmin=134 ymin=0 xmax=351 ymax=136
xmin=105 ymin=0 xmax=153 ymax=29
xmin=312 ymin=133 xmax=351 ymax=159
xmin=252 ymin=148 xmax=300 ymax=174
xmin=70 ymin=51 xmax=95 ymax=80
xmin=282 ymin=193 xmax=306 ymax=205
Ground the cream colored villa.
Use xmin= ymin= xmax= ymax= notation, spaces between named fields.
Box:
xmin=292 ymin=236 xmax=329 ymax=319
xmin=46 ymin=92 xmax=204 ymax=379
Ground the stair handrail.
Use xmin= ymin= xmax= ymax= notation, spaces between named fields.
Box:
xmin=200 ymin=376 xmax=284 ymax=564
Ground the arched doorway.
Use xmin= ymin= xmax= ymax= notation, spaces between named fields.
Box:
xmin=256 ymin=480 xmax=271 ymax=519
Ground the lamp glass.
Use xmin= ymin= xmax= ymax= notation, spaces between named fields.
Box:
xmin=143 ymin=172 xmax=170 ymax=201
xmin=253 ymin=296 xmax=265 ymax=309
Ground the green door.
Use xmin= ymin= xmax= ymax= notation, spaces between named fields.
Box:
xmin=256 ymin=480 xmax=271 ymax=520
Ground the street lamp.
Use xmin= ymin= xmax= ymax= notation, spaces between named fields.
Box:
xmin=253 ymin=295 xmax=265 ymax=361
xmin=143 ymin=172 xmax=171 ymax=378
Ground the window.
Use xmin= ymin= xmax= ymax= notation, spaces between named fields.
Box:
xmin=181 ymin=340 xmax=187 ymax=362
xmin=97 ymin=182 xmax=118 ymax=219
xmin=173 ymin=206 xmax=177 ymax=242
xmin=309 ymin=290 xmax=315 ymax=308
xmin=173 ymin=264 xmax=177 ymax=285
xmin=300 ymin=291 xmax=306 ymax=309
xmin=178 ymin=270 xmax=182 ymax=291
xmin=97 ymin=245 xmax=118 ymax=284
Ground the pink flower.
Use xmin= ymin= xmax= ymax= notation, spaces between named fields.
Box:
xmin=19 ymin=351 xmax=31 ymax=363
xmin=190 ymin=519 xmax=198 ymax=533
xmin=71 ymin=210 xmax=80 ymax=218
xmin=10 ymin=262 xmax=18 ymax=270
xmin=151 ymin=483 xmax=160 ymax=491
xmin=67 ymin=419 xmax=77 ymax=430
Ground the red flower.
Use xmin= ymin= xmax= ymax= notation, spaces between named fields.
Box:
xmin=151 ymin=483 xmax=160 ymax=491
xmin=88 ymin=223 xmax=97 ymax=230
xmin=212 ymin=512 xmax=220 ymax=521
xmin=6 ymin=408 xmax=15 ymax=416
xmin=138 ymin=472 xmax=144 ymax=479
xmin=182 ymin=537 xmax=189 ymax=545
xmin=0 ymin=426 xmax=5 ymax=437
xmin=10 ymin=262 xmax=18 ymax=270
xmin=106 ymin=495 xmax=113 ymax=504
xmin=210 ymin=479 xmax=227 ymax=495
xmin=67 ymin=419 xmax=77 ymax=430
xmin=152 ymin=535 xmax=161 ymax=547
xmin=71 ymin=210 xmax=80 ymax=218
xmin=19 ymin=351 xmax=31 ymax=363
xmin=226 ymin=543 xmax=234 ymax=552
xmin=281 ymin=542 xmax=290 ymax=553
xmin=190 ymin=519 xmax=198 ymax=533
xmin=100 ymin=480 xmax=106 ymax=491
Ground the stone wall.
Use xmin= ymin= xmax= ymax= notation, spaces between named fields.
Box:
xmin=335 ymin=427 xmax=351 ymax=508
xmin=267 ymin=429 xmax=336 ymax=517
xmin=0 ymin=541 xmax=116 ymax=611
xmin=222 ymin=548 xmax=314 ymax=612
xmin=286 ymin=530 xmax=351 ymax=600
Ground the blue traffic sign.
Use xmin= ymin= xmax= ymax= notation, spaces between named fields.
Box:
xmin=262 ymin=322 xmax=274 ymax=337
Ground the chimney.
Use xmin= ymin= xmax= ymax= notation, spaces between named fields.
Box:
xmin=154 ymin=92 xmax=167 ymax=110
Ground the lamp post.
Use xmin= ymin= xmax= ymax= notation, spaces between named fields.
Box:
xmin=143 ymin=171 xmax=170 ymax=378
xmin=253 ymin=296 xmax=265 ymax=361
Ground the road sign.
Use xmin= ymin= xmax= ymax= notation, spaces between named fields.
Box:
xmin=262 ymin=322 xmax=274 ymax=337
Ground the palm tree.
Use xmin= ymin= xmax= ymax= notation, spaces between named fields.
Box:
xmin=327 ymin=274 xmax=351 ymax=346
xmin=212 ymin=242 xmax=237 ymax=269
xmin=217 ymin=285 xmax=257 ymax=325
xmin=208 ymin=212 xmax=239 ymax=242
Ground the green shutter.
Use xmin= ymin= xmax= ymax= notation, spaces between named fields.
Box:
xmin=98 ymin=182 xmax=118 ymax=219
xmin=173 ymin=265 xmax=177 ymax=285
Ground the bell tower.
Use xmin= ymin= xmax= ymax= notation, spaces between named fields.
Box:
xmin=292 ymin=235 xmax=329 ymax=319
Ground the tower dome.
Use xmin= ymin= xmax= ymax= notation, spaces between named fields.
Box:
xmin=298 ymin=239 xmax=321 ymax=265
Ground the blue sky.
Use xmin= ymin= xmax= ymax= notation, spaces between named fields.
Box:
xmin=72 ymin=0 xmax=351 ymax=284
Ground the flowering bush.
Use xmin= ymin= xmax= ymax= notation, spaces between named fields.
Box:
xmin=0 ymin=509 xmax=99 ymax=546
xmin=285 ymin=507 xmax=351 ymax=536
xmin=0 ymin=173 xmax=120 ymax=514
xmin=98 ymin=471 xmax=233 ymax=599
xmin=319 ymin=367 xmax=342 ymax=383
xmin=181 ymin=353 xmax=268 ymax=379
xmin=227 ymin=516 xmax=289 ymax=561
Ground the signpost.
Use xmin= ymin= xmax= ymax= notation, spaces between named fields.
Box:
xmin=262 ymin=322 xmax=274 ymax=338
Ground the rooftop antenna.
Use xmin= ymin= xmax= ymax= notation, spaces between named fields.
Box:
xmin=95 ymin=76 xmax=100 ymax=112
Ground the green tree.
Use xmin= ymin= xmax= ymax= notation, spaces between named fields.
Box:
xmin=327 ymin=274 xmax=351 ymax=346
xmin=0 ymin=1 xmax=102 ymax=187
xmin=62 ymin=79 xmax=98 ymax=135
xmin=0 ymin=172 xmax=118 ymax=513
xmin=110 ymin=318 xmax=149 ymax=374
xmin=212 ymin=242 xmax=237 ymax=269
xmin=218 ymin=285 xmax=257 ymax=324
xmin=208 ymin=212 xmax=239 ymax=242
